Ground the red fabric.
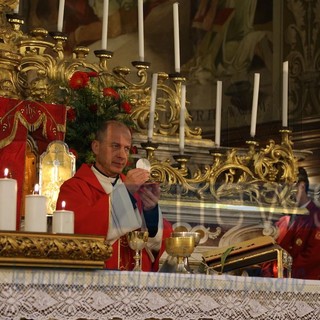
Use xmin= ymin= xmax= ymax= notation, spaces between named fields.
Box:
xmin=0 ymin=98 xmax=66 ymax=148
xmin=57 ymin=164 xmax=172 ymax=271
xmin=262 ymin=201 xmax=320 ymax=280
xmin=0 ymin=97 xmax=67 ymax=229
xmin=275 ymin=215 xmax=291 ymax=243
xmin=279 ymin=201 xmax=320 ymax=280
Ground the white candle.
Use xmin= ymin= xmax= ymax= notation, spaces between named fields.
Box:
xmin=250 ymin=73 xmax=260 ymax=138
xmin=176 ymin=185 xmax=181 ymax=224
xmin=101 ymin=0 xmax=110 ymax=50
xmin=14 ymin=1 xmax=19 ymax=14
xmin=148 ymin=73 xmax=158 ymax=141
xmin=215 ymin=81 xmax=222 ymax=147
xmin=52 ymin=201 xmax=74 ymax=234
xmin=179 ymin=84 xmax=186 ymax=154
xmin=173 ymin=2 xmax=180 ymax=73
xmin=57 ymin=0 xmax=65 ymax=32
xmin=0 ymin=169 xmax=17 ymax=231
xmin=282 ymin=61 xmax=289 ymax=127
xmin=138 ymin=0 xmax=144 ymax=61
xmin=24 ymin=184 xmax=47 ymax=232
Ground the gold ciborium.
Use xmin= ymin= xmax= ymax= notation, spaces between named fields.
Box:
xmin=127 ymin=230 xmax=149 ymax=271
xmin=164 ymin=236 xmax=195 ymax=273
xmin=171 ymin=231 xmax=201 ymax=273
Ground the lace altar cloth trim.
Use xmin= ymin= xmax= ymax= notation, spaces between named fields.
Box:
xmin=0 ymin=268 xmax=319 ymax=320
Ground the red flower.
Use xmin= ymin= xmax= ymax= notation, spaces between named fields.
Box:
xmin=121 ymin=101 xmax=132 ymax=114
xmin=67 ymin=107 xmax=76 ymax=121
xmin=69 ymin=71 xmax=90 ymax=89
xmin=103 ymin=87 xmax=120 ymax=100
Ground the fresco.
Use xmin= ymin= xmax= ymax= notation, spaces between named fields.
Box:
xmin=23 ymin=0 xmax=275 ymax=137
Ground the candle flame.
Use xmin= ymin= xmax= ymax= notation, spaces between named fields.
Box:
xmin=61 ymin=201 xmax=66 ymax=209
xmin=4 ymin=168 xmax=9 ymax=178
xmin=34 ymin=184 xmax=39 ymax=194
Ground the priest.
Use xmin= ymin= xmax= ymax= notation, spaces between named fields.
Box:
xmin=57 ymin=120 xmax=172 ymax=271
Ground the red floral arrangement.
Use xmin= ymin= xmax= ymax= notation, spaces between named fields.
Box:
xmin=65 ymin=71 xmax=135 ymax=166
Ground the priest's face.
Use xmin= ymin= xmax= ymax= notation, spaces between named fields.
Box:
xmin=92 ymin=123 xmax=132 ymax=177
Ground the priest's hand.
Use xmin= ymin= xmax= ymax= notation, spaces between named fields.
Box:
xmin=124 ymin=168 xmax=150 ymax=194
xmin=138 ymin=182 xmax=160 ymax=211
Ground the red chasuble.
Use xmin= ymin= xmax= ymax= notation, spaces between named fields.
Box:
xmin=57 ymin=164 xmax=172 ymax=271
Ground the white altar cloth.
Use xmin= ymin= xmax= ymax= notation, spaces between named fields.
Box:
xmin=0 ymin=267 xmax=319 ymax=320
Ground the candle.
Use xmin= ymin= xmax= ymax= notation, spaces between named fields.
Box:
xmin=250 ymin=73 xmax=260 ymax=138
xmin=173 ymin=2 xmax=180 ymax=73
xmin=0 ymin=168 xmax=17 ymax=231
xmin=101 ymin=0 xmax=110 ymax=50
xmin=179 ymin=84 xmax=186 ymax=154
xmin=52 ymin=201 xmax=74 ymax=234
xmin=215 ymin=81 xmax=222 ymax=147
xmin=176 ymin=185 xmax=181 ymax=224
xmin=57 ymin=0 xmax=65 ymax=32
xmin=14 ymin=1 xmax=19 ymax=14
xmin=138 ymin=0 xmax=144 ymax=61
xmin=24 ymin=184 xmax=47 ymax=232
xmin=148 ymin=73 xmax=158 ymax=141
xmin=282 ymin=61 xmax=289 ymax=127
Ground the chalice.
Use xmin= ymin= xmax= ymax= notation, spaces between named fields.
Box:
xmin=127 ymin=230 xmax=149 ymax=271
xmin=165 ymin=236 xmax=195 ymax=273
xmin=171 ymin=231 xmax=201 ymax=273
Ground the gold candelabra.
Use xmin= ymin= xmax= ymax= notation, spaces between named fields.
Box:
xmin=148 ymin=129 xmax=298 ymax=207
xmin=0 ymin=2 xmax=300 ymax=209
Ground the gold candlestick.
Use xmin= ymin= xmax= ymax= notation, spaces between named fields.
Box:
xmin=246 ymin=139 xmax=259 ymax=157
xmin=209 ymin=148 xmax=225 ymax=169
xmin=280 ymin=128 xmax=292 ymax=145
xmin=132 ymin=60 xmax=150 ymax=69
xmin=141 ymin=140 xmax=159 ymax=161
xmin=173 ymin=154 xmax=191 ymax=175
xmin=73 ymin=46 xmax=90 ymax=60
xmin=94 ymin=49 xmax=113 ymax=72
xmin=50 ymin=31 xmax=68 ymax=56
xmin=6 ymin=12 xmax=24 ymax=33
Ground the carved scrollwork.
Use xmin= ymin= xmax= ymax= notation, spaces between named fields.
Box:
xmin=150 ymin=130 xmax=298 ymax=207
xmin=0 ymin=231 xmax=112 ymax=268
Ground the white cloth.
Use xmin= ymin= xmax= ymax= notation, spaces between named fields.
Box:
xmin=91 ymin=167 xmax=163 ymax=252
xmin=91 ymin=167 xmax=142 ymax=241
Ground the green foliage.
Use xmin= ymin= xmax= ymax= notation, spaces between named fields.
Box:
xmin=64 ymin=72 xmax=135 ymax=167
xmin=220 ymin=246 xmax=234 ymax=273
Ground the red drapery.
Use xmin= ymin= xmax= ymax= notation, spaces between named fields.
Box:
xmin=0 ymin=97 xmax=67 ymax=229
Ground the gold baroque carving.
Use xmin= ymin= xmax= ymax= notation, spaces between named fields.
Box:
xmin=0 ymin=231 xmax=112 ymax=268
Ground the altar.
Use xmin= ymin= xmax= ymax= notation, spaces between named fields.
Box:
xmin=1 ymin=267 xmax=319 ymax=320
xmin=1 ymin=3 xmax=320 ymax=320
